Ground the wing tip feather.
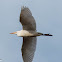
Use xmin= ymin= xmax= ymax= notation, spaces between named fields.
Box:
xmin=21 ymin=6 xmax=28 ymax=11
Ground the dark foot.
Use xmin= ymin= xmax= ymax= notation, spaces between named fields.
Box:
xmin=43 ymin=34 xmax=53 ymax=36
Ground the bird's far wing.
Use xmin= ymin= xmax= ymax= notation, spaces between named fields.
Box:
xmin=20 ymin=6 xmax=36 ymax=31
xmin=21 ymin=37 xmax=37 ymax=62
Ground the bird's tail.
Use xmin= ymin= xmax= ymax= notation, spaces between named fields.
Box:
xmin=37 ymin=32 xmax=53 ymax=36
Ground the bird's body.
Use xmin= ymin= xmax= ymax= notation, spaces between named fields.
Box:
xmin=11 ymin=30 xmax=52 ymax=37
xmin=10 ymin=6 xmax=52 ymax=62
xmin=16 ymin=30 xmax=37 ymax=37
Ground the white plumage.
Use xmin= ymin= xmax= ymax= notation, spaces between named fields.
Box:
xmin=16 ymin=30 xmax=35 ymax=37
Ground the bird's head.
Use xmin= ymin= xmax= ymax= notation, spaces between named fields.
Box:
xmin=10 ymin=31 xmax=22 ymax=37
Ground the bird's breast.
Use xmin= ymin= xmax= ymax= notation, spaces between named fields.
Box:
xmin=17 ymin=30 xmax=34 ymax=37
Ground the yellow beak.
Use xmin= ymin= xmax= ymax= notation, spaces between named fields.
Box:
xmin=10 ymin=32 xmax=17 ymax=34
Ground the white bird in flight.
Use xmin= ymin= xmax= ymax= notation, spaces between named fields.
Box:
xmin=10 ymin=6 xmax=52 ymax=62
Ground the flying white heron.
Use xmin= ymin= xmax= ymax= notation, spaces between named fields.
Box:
xmin=10 ymin=6 xmax=52 ymax=62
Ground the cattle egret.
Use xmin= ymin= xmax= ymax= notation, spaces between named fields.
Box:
xmin=10 ymin=6 xmax=52 ymax=62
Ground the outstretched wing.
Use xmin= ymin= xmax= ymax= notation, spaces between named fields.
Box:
xmin=20 ymin=6 xmax=37 ymax=62
xmin=21 ymin=37 xmax=37 ymax=62
xmin=20 ymin=6 xmax=36 ymax=31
